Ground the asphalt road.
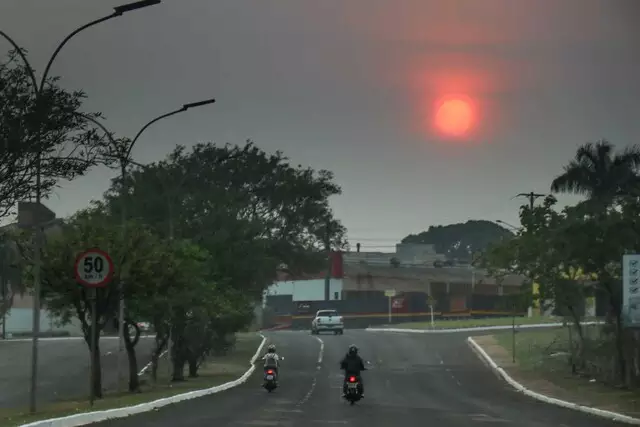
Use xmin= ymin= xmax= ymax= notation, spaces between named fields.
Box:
xmin=0 ymin=336 xmax=155 ymax=409
xmin=92 ymin=329 xmax=630 ymax=427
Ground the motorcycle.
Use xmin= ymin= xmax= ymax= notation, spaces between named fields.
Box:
xmin=343 ymin=375 xmax=362 ymax=405
xmin=263 ymin=368 xmax=278 ymax=392
xmin=263 ymin=356 xmax=283 ymax=392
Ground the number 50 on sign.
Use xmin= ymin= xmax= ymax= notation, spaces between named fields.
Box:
xmin=74 ymin=248 xmax=114 ymax=288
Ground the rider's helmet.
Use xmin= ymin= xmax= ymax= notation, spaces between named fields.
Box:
xmin=267 ymin=344 xmax=276 ymax=353
xmin=348 ymin=344 xmax=358 ymax=355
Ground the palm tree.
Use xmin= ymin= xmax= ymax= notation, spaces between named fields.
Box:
xmin=550 ymin=140 xmax=640 ymax=208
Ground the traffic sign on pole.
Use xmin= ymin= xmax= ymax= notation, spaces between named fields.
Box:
xmin=74 ymin=248 xmax=114 ymax=288
xmin=74 ymin=248 xmax=114 ymax=407
xmin=384 ymin=289 xmax=396 ymax=297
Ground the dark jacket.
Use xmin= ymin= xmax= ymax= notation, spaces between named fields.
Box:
xmin=340 ymin=353 xmax=365 ymax=374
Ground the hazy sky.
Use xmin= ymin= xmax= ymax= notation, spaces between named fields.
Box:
xmin=2 ymin=0 xmax=640 ymax=250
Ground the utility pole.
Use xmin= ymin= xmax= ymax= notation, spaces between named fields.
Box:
xmin=1 ymin=234 xmax=6 ymax=340
xmin=324 ymin=221 xmax=331 ymax=301
xmin=513 ymin=192 xmax=545 ymax=318
xmin=514 ymin=192 xmax=546 ymax=209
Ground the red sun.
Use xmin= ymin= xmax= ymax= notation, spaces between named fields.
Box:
xmin=435 ymin=98 xmax=474 ymax=137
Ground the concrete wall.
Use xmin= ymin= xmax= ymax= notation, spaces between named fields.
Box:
xmin=4 ymin=308 xmax=82 ymax=336
xmin=5 ymin=294 xmax=83 ymax=336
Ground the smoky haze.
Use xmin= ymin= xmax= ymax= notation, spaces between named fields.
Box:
xmin=1 ymin=0 xmax=639 ymax=249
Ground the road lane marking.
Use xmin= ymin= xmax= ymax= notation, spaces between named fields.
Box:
xmin=264 ymin=408 xmax=303 ymax=413
xmin=297 ymin=376 xmax=317 ymax=406
xmin=469 ymin=414 xmax=509 ymax=423
xmin=315 ymin=336 xmax=324 ymax=366
xmin=296 ymin=335 xmax=324 ymax=406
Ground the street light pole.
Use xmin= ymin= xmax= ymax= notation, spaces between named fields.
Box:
xmin=80 ymin=99 xmax=216 ymax=390
xmin=0 ymin=0 xmax=162 ymax=413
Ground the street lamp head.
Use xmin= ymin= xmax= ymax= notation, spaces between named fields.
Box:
xmin=183 ymin=98 xmax=216 ymax=110
xmin=113 ymin=0 xmax=161 ymax=16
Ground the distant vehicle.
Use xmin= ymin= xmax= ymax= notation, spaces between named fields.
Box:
xmin=311 ymin=310 xmax=344 ymax=335
xmin=136 ymin=321 xmax=151 ymax=333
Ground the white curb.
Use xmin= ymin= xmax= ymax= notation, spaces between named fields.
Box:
xmin=1 ymin=336 xmax=155 ymax=343
xmin=18 ymin=334 xmax=267 ymax=427
xmin=466 ymin=336 xmax=640 ymax=425
xmin=137 ymin=349 xmax=169 ymax=377
xmin=366 ymin=321 xmax=602 ymax=334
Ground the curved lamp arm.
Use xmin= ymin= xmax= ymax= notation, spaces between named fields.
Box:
xmin=125 ymin=98 xmax=216 ymax=161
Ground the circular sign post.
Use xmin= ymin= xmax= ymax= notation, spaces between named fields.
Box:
xmin=74 ymin=248 xmax=114 ymax=406
xmin=74 ymin=248 xmax=114 ymax=288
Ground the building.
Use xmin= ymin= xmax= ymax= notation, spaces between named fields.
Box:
xmin=263 ymin=252 xmax=344 ymax=306
xmin=266 ymin=274 xmax=343 ymax=302
xmin=1 ymin=202 xmax=81 ymax=337
xmin=343 ymin=243 xmax=522 ymax=290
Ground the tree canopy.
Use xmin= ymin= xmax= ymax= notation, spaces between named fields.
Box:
xmin=402 ymin=220 xmax=513 ymax=261
xmin=13 ymin=138 xmax=346 ymax=395
xmin=483 ymin=140 xmax=640 ymax=387
xmin=550 ymin=139 xmax=640 ymax=209
xmin=0 ymin=50 xmax=102 ymax=219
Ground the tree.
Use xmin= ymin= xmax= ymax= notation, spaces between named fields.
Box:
xmin=554 ymin=198 xmax=640 ymax=382
xmin=123 ymin=237 xmax=218 ymax=383
xmin=15 ymin=208 xmax=158 ymax=397
xmin=97 ymin=141 xmax=347 ymax=384
xmin=550 ymin=140 xmax=640 ymax=210
xmin=483 ymin=196 xmax=590 ymax=349
xmin=484 ymin=193 xmax=640 ymax=383
xmin=402 ymin=220 xmax=513 ymax=261
xmin=0 ymin=51 xmax=103 ymax=219
xmin=102 ymin=141 xmax=347 ymax=280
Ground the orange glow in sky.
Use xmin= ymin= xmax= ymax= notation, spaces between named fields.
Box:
xmin=435 ymin=98 xmax=473 ymax=137
xmin=406 ymin=66 xmax=490 ymax=145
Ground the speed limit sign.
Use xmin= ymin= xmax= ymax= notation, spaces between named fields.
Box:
xmin=74 ymin=248 xmax=114 ymax=288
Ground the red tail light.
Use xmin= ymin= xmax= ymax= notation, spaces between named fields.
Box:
xmin=349 ymin=376 xmax=356 ymax=383
xmin=266 ymin=370 xmax=274 ymax=375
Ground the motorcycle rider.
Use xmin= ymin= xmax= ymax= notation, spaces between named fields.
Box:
xmin=340 ymin=344 xmax=366 ymax=397
xmin=261 ymin=344 xmax=281 ymax=381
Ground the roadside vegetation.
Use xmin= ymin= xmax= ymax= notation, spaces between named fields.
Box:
xmin=490 ymin=328 xmax=640 ymax=416
xmin=0 ymin=334 xmax=263 ymax=427
xmin=0 ymin=49 xmax=346 ymax=413
xmin=483 ymin=140 xmax=640 ymax=392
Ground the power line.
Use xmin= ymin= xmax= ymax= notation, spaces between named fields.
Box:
xmin=512 ymin=191 xmax=546 ymax=209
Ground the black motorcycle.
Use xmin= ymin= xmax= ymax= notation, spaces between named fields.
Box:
xmin=343 ymin=375 xmax=362 ymax=405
